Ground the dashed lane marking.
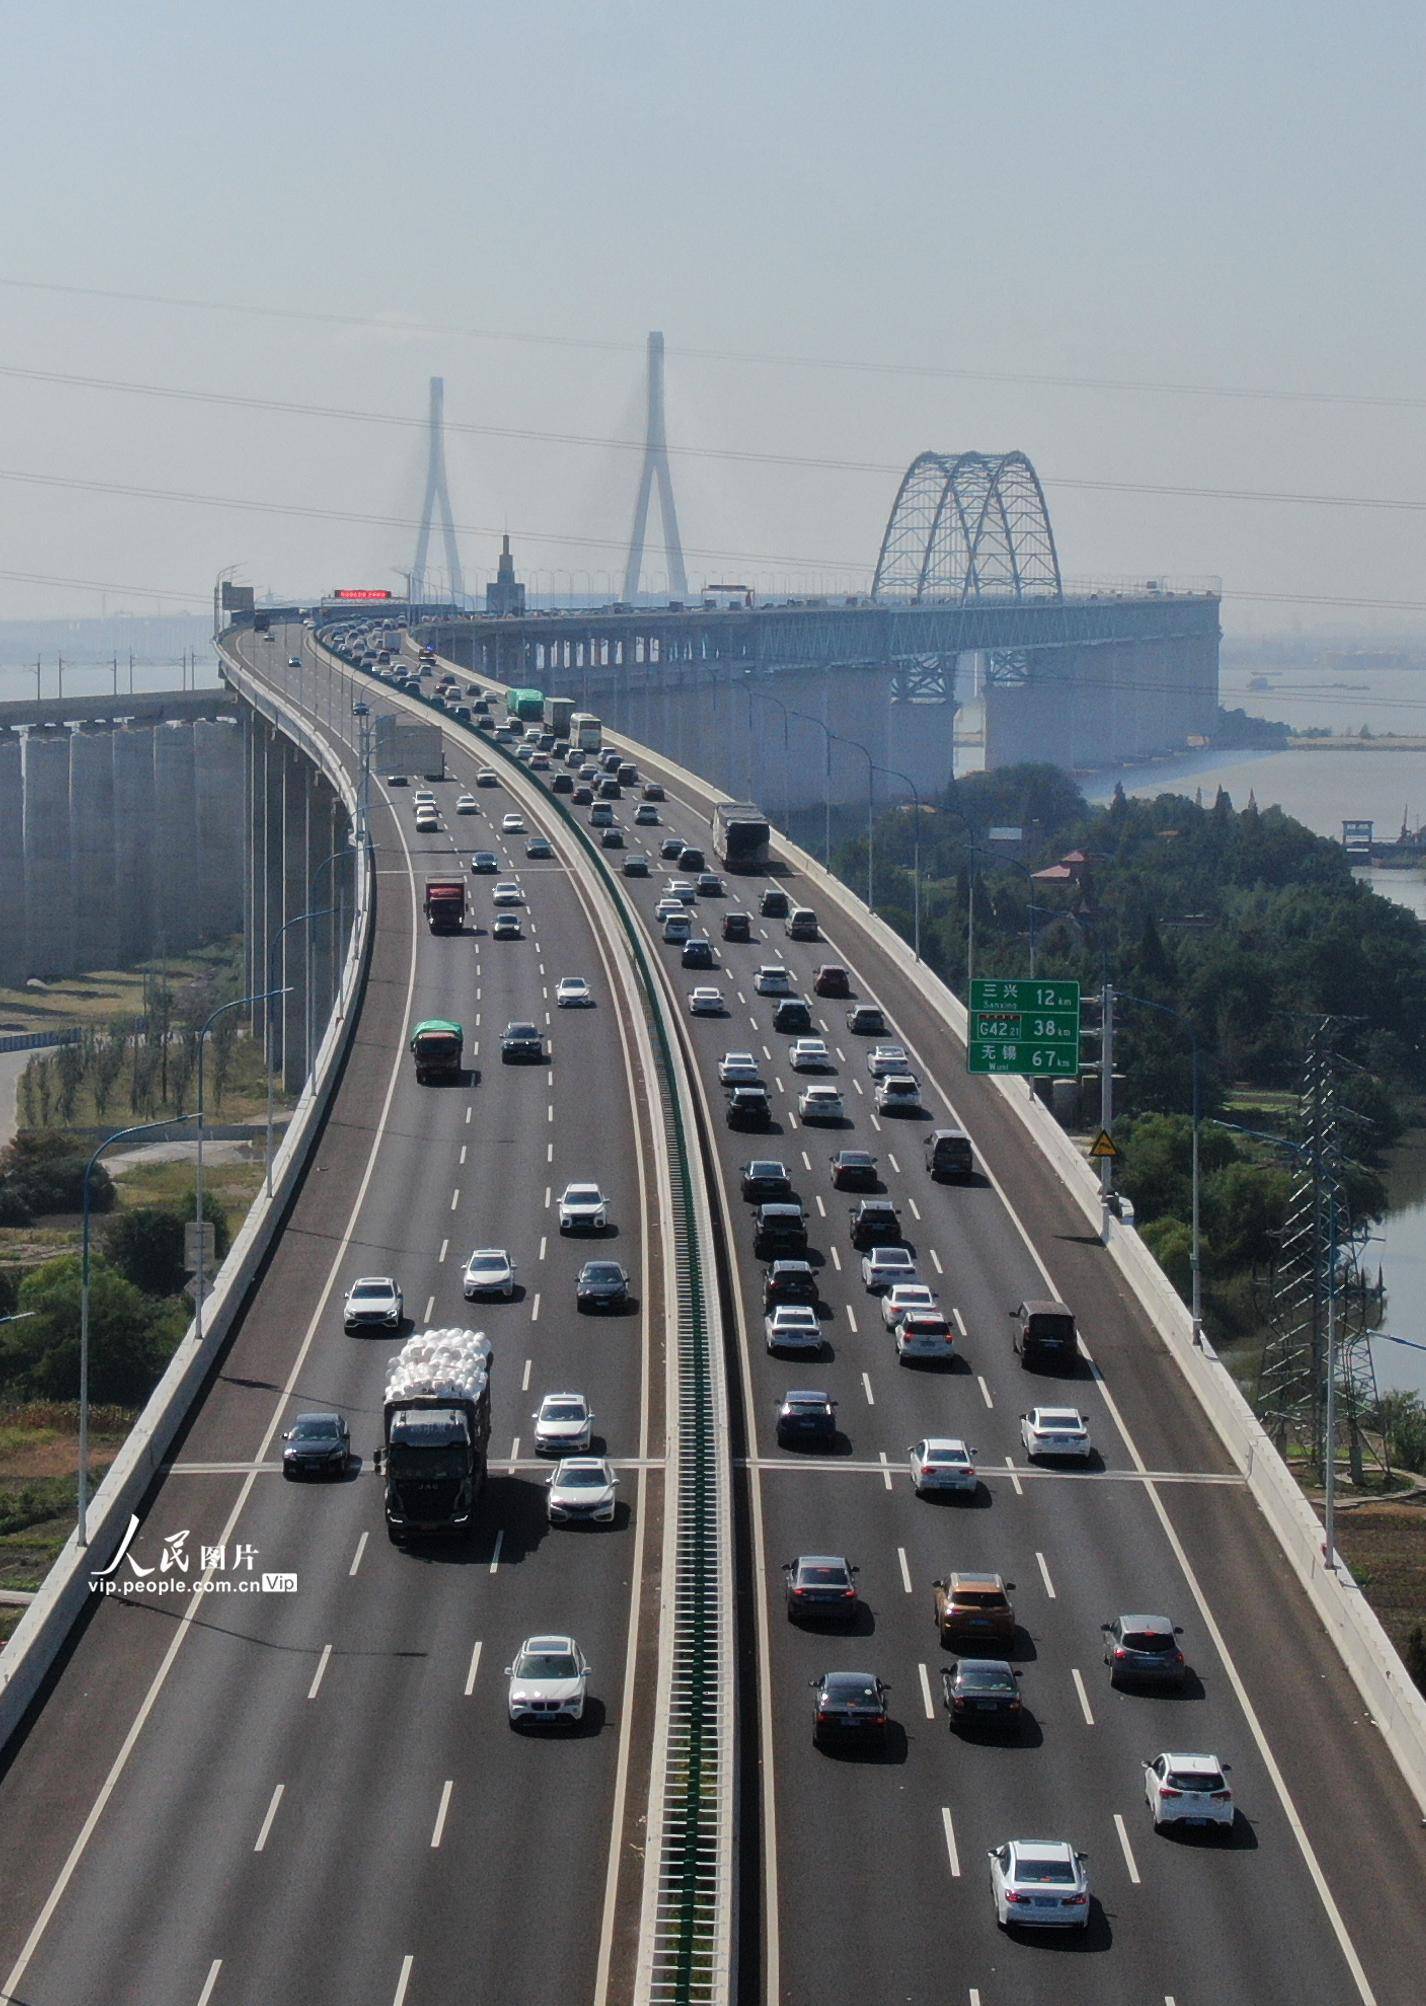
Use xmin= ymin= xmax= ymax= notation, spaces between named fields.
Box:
xmin=307 ymin=1643 xmax=332 ymax=1700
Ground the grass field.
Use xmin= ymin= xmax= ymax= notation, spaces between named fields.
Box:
xmin=0 ymin=946 xmax=233 ymax=1033
xmin=0 ymin=1403 xmax=132 ymax=1607
xmin=1335 ymin=1499 xmax=1426 ymax=1664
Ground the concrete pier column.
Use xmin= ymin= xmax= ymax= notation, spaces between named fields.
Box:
xmin=111 ymin=726 xmax=157 ymax=965
xmin=0 ymin=732 xmax=26 ymax=985
xmin=242 ymin=708 xmax=259 ymax=1011
xmin=194 ymin=717 xmax=244 ymax=938
xmin=70 ymin=726 xmax=118 ymax=971
xmin=22 ymin=728 xmax=77 ymax=979
xmin=261 ymin=726 xmax=285 ymax=1066
xmin=281 ymin=742 xmax=310 ymax=1092
xmin=153 ymin=723 xmax=197 ymax=954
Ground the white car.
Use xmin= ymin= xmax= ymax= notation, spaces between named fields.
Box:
xmin=718 ymin=1051 xmax=762 ymax=1086
xmin=866 ymin=1044 xmax=910 ymax=1078
xmin=413 ymin=790 xmax=437 ymax=810
xmin=861 ymin=1245 xmax=917 ymax=1290
xmin=880 ymin=1282 xmax=938 ymax=1329
xmin=988 ymin=1839 xmax=1090 ymax=1930
xmin=505 ymin=1634 xmax=591 ymax=1724
xmin=414 ymin=808 xmax=440 ymax=833
xmin=875 ymin=1073 xmax=922 ymax=1113
xmin=287 ymin=654 xmax=301 ymax=668
xmin=531 ymin=1391 xmax=594 ymax=1455
xmin=764 ymin=1304 xmax=823 ymax=1354
xmin=788 ymin=1039 xmax=834 ymax=1072
xmin=501 ymin=813 xmax=526 ymax=833
xmin=655 ymin=898 xmax=685 ymax=924
xmin=547 ymin=1457 xmax=618 ymax=1525
xmin=556 ymin=977 xmax=594 ymax=1007
xmin=491 ymin=881 xmax=525 ymax=906
xmin=342 ymin=1275 xmax=402 ymax=1331
xmin=909 ymin=1437 xmax=978 ymax=1493
xmin=665 ymin=879 xmax=697 ymax=906
xmin=1020 ymin=1407 xmax=1094 ymax=1460
xmin=559 ymin=1183 xmax=608 ymax=1232
xmin=475 ymin=768 xmax=499 ymax=787
xmin=798 ymin=1085 xmax=844 ymax=1122
xmin=896 ymin=1311 xmax=956 ymax=1361
xmin=754 ymin=965 xmax=794 ymax=996
xmin=688 ymin=987 xmax=724 ymax=1016
xmin=455 ymin=793 xmax=479 ymax=814
xmin=463 ymin=1247 xmax=517 ymax=1300
xmin=1143 ymin=1752 xmax=1234 ymax=1831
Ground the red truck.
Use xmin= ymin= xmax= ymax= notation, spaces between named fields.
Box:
xmin=423 ymin=878 xmax=467 ymax=933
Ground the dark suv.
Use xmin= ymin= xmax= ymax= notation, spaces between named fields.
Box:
xmin=726 ymin=1085 xmax=772 ymax=1129
xmin=849 ymin=1199 xmax=902 ymax=1249
xmin=763 ymin=1260 xmax=818 ymax=1309
xmin=721 ymin=910 xmax=753 ymax=942
xmin=933 ymin=1572 xmax=1017 ymax=1650
xmin=753 ymin=1202 xmax=808 ymax=1259
xmin=772 ymin=997 xmax=813 ymax=1034
xmin=1101 ymin=1613 xmax=1188 ymax=1688
xmin=759 ymin=888 xmax=790 ymax=918
xmin=500 ymin=1021 xmax=544 ymax=1063
xmin=1011 ymin=1298 xmax=1079 ymax=1370
xmin=741 ymin=1159 xmax=794 ymax=1202
xmin=775 ymin=1390 xmax=836 ymax=1449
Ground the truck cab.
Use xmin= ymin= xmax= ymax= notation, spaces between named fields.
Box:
xmin=423 ymin=879 xmax=467 ymax=933
xmin=410 ymin=1019 xmax=464 ymax=1083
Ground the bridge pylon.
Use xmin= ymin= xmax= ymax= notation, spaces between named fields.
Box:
xmin=412 ymin=376 xmax=465 ymax=605
xmin=623 ymin=332 xmax=688 ymax=604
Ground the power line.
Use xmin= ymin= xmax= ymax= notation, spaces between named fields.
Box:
xmin=0 ymin=566 xmax=205 ymax=605
xmin=2 ymin=360 xmax=1424 ymax=519
xmin=2 ymin=273 xmax=1422 ymax=414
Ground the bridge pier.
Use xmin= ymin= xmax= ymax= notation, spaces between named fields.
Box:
xmin=112 ymin=724 xmax=157 ymax=967
xmin=0 ymin=733 xmax=25 ymax=987
xmin=70 ymin=727 xmax=118 ymax=974
xmin=22 ymin=730 xmax=76 ymax=981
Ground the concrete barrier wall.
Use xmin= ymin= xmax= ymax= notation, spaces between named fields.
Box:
xmin=0 ymin=652 xmax=371 ymax=1750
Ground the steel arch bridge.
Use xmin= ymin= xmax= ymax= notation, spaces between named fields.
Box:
xmin=871 ymin=450 xmax=1062 ymax=604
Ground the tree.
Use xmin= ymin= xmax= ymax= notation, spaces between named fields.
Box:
xmin=103 ymin=1193 xmax=230 ymax=1298
xmin=210 ymin=1013 xmax=239 ymax=1113
xmin=0 ymin=1131 xmax=114 ymax=1221
xmin=0 ymin=1255 xmax=180 ymax=1404
xmin=55 ymin=1041 xmax=84 ymax=1124
xmin=1140 ymin=1216 xmax=1194 ymax=1299
xmin=91 ymin=1031 xmax=127 ymax=1121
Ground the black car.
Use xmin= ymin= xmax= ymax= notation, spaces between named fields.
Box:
xmin=810 ymin=1671 xmax=889 ymax=1747
xmin=601 ymin=827 xmax=626 ymax=849
xmin=622 ymin=855 xmax=650 ymax=877
xmin=721 ymin=910 xmax=753 ymax=942
xmin=1102 ymin=1613 xmax=1188 ymax=1687
xmin=682 ymin=937 xmax=715 ymax=969
xmin=772 ymin=997 xmax=813 ymax=1034
xmin=576 ymin=1260 xmax=630 ymax=1311
xmin=759 ymin=888 xmax=791 ymax=918
xmin=552 ymin=772 xmax=574 ymax=794
xmin=678 ymin=846 xmax=706 ymax=873
xmin=784 ymin=1554 xmax=860 ymax=1623
xmin=754 ymin=1202 xmax=808 ymax=1258
xmin=470 ymin=851 xmax=499 ymax=874
xmin=849 ymin=1199 xmax=902 ymax=1249
xmin=281 ymin=1411 xmax=350 ymax=1479
xmin=775 ymin=1389 xmax=836 ymax=1449
xmin=830 ymin=1150 xmax=880 ymax=1191
xmin=741 ymin=1159 xmax=794 ymax=1202
xmin=846 ymin=1004 xmax=888 ymax=1036
xmin=726 ymin=1085 xmax=772 ymax=1129
xmin=660 ymin=835 xmax=685 ymax=861
xmin=573 ymin=785 xmax=594 ymax=805
xmin=643 ymin=781 xmax=666 ymax=801
xmin=598 ymin=777 xmax=623 ymax=800
xmin=526 ymin=837 xmax=554 ymax=859
xmin=762 ymin=1260 xmax=818 ymax=1309
xmin=450 ymin=705 xmax=472 ymax=724
xmin=500 ymin=1021 xmax=544 ymax=1062
xmin=941 ymin=1658 xmax=1024 ymax=1732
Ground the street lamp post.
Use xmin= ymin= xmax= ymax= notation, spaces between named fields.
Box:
xmin=941 ymin=805 xmax=982 ymax=993
xmin=194 ymin=987 xmax=289 ymax=1340
xmin=1119 ymin=992 xmax=1203 ymax=1346
xmin=825 ymin=729 xmax=875 ymax=910
xmin=871 ymin=763 xmax=923 ymax=961
xmin=79 ymin=1116 xmax=200 ymax=1543
xmin=265 ymin=908 xmax=336 ymax=1193
xmin=742 ymin=679 xmax=793 ymax=835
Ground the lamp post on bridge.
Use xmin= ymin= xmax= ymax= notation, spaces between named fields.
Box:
xmin=870 ymin=762 xmax=923 ymax=962
xmin=193 ymin=987 xmax=290 ymax=1342
xmin=264 ymin=907 xmax=336 ymax=1194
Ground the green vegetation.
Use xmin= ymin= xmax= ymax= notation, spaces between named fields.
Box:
xmin=0 ymin=1256 xmax=186 ymax=1404
xmin=0 ymin=943 xmax=240 ymax=1032
xmin=0 ymin=1131 xmax=115 ymax=1228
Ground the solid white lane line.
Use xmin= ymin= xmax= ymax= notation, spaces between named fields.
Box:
xmin=307 ymin=1644 xmax=332 ymax=1701
xmin=531 ymin=1292 xmax=541 ymax=1323
xmin=392 ymin=1956 xmax=414 ymax=2006
xmin=489 ymin=1530 xmax=504 ymax=1574
xmin=861 ymin=1372 xmax=875 ymax=1406
xmin=898 ymin=1546 xmax=912 ymax=1593
xmin=977 ymin=1375 xmax=993 ymax=1409
xmin=459 ymin=1144 xmax=467 ymax=1166
xmin=941 ymin=1806 xmax=961 ymax=1878
xmin=1036 ymin=1550 xmax=1056 ymax=1599
xmin=829 ymin=1245 xmax=841 ymax=1271
xmin=253 ymin=1783 xmax=284 ymax=1853
xmin=887 ymin=1152 xmax=900 ymax=1174
xmin=521 ymin=1357 xmax=532 ymax=1391
xmin=430 ymin=1781 xmax=454 ymax=1849
xmin=1114 ymin=1811 xmax=1141 ymax=1884
xmin=845 ymin=1305 xmax=858 ymax=1334
xmin=1072 ymin=1667 xmax=1095 ymax=1725
xmin=464 ymin=1640 xmax=483 ymax=1697
xmin=196 ymin=1960 xmax=222 ymax=2005
xmin=1004 ymin=1453 xmax=1023 ymax=1497
xmin=450 ymin=1188 xmax=460 ymax=1210
xmin=349 ymin=1530 xmax=369 ymax=1577
xmin=438 ymin=1238 xmax=448 ymax=1263
xmin=918 ymin=1662 xmax=935 ymax=1718
xmin=929 ymin=1248 xmax=943 ymax=1274
xmin=814 ymin=1194 xmax=826 ymax=1218
xmin=423 ymin=1295 xmax=434 ymax=1323
xmin=907 ymin=1197 xmax=921 ymax=1221
xmin=878 ymin=1450 xmax=893 ymax=1491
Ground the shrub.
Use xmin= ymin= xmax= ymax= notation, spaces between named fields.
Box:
xmin=0 ymin=1255 xmax=181 ymax=1405
xmin=103 ymin=1194 xmax=230 ymax=1298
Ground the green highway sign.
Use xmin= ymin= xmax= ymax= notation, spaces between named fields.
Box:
xmin=967 ymin=978 xmax=1082 ymax=1078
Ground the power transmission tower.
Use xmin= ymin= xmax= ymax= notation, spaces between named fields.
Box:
xmin=623 ymin=331 xmax=688 ymax=603
xmin=1257 ymin=1021 xmax=1384 ymax=1486
xmin=412 ymin=376 xmax=465 ymax=605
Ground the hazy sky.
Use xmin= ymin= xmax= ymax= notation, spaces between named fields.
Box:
xmin=2 ymin=0 xmax=1422 ymax=633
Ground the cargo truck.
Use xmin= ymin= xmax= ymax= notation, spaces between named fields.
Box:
xmin=410 ymin=1018 xmax=464 ymax=1082
xmin=509 ymin=687 xmax=546 ymax=723
xmin=571 ymin=711 xmax=602 ymax=753
xmin=423 ymin=878 xmax=467 ymax=933
xmin=712 ymin=801 xmax=771 ymax=872
xmin=545 ymin=695 xmax=575 ymax=737
xmin=376 ymin=1329 xmax=492 ymax=1540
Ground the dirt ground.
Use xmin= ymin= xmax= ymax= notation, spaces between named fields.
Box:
xmin=1334 ymin=1498 xmax=1426 ymax=1658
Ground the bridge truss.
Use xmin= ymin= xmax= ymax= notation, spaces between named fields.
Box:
xmin=871 ymin=450 xmax=1062 ymax=604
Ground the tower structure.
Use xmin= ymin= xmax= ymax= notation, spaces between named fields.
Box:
xmin=412 ymin=376 xmax=465 ymax=605
xmin=486 ymin=534 xmax=526 ymax=616
xmin=623 ymin=331 xmax=688 ymax=603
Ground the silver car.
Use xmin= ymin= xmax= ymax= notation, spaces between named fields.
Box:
xmin=505 ymin=1634 xmax=591 ymax=1725
xmin=559 ymin=1183 xmax=608 ymax=1232
xmin=546 ymin=1457 xmax=618 ymax=1524
xmin=342 ymin=1275 xmax=402 ymax=1331
xmin=532 ymin=1392 xmax=594 ymax=1455
xmin=463 ymin=1247 xmax=517 ymax=1300
xmin=988 ymin=1839 xmax=1090 ymax=1930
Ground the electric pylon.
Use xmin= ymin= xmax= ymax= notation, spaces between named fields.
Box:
xmin=412 ymin=376 xmax=465 ymax=605
xmin=623 ymin=331 xmax=688 ymax=603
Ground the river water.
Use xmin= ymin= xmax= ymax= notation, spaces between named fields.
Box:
xmin=1072 ymin=662 xmax=1426 ymax=1400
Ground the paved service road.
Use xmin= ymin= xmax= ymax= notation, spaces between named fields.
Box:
xmin=0 ymin=624 xmax=664 ymax=2006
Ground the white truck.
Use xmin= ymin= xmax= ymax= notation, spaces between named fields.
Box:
xmin=571 ymin=711 xmax=602 ymax=753
xmin=376 ymin=1329 xmax=492 ymax=1541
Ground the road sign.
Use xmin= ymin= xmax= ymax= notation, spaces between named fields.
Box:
xmin=1088 ymin=1129 xmax=1119 ymax=1159
xmin=184 ymin=1221 xmax=216 ymax=1272
xmin=967 ymin=978 xmax=1082 ymax=1078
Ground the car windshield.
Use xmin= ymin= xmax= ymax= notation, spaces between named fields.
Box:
xmin=507 ymin=1024 xmax=538 ymax=1038
xmin=516 ymin=1650 xmax=579 ymax=1679
xmin=957 ymin=1666 xmax=1012 ymax=1691
xmin=1016 ymin=1859 xmax=1076 ymax=1885
xmin=927 ymin=1447 xmax=967 ymax=1463
xmin=351 ymin=1283 xmax=390 ymax=1299
xmin=290 ymin=1419 xmax=337 ymax=1440
xmin=560 ymin=1466 xmax=608 ymax=1487
xmin=544 ymin=1403 xmax=585 ymax=1421
xmin=957 ymin=1589 xmax=1008 ymax=1609
xmin=799 ymin=1565 xmax=847 ymax=1585
xmin=566 ymin=1186 xmax=601 ymax=1202
xmin=470 ymin=1256 xmax=505 ymax=1273
xmin=1167 ymin=1769 xmax=1224 ymax=1792
xmin=826 ymin=1679 xmax=879 ymax=1702
xmin=585 ymin=1264 xmax=623 ymax=1282
xmin=1124 ymin=1631 xmax=1176 ymax=1652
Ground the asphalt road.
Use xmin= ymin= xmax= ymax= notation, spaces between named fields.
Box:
xmin=420 ymin=640 xmax=1426 ymax=2006
xmin=0 ymin=623 xmax=664 ymax=2006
